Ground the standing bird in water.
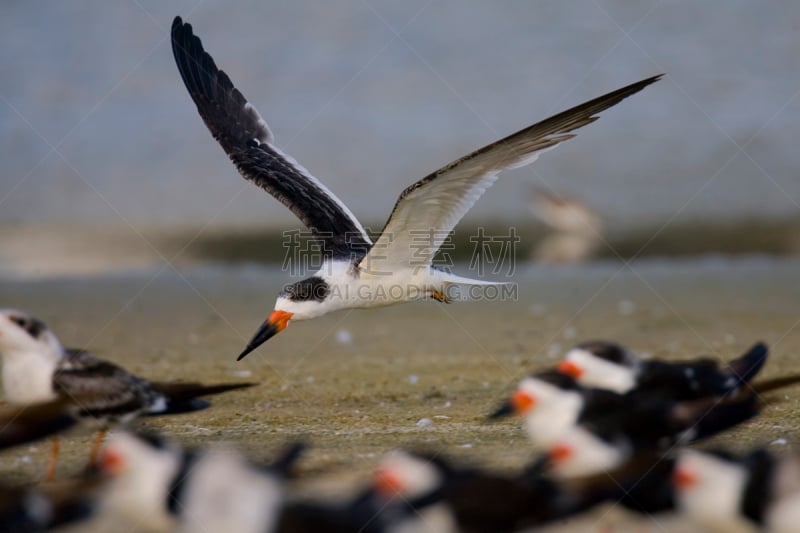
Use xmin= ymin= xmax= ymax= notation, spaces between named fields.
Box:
xmin=171 ymin=17 xmax=662 ymax=359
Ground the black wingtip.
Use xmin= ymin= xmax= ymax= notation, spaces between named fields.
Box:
xmin=726 ymin=341 xmax=769 ymax=386
xmin=152 ymin=381 xmax=257 ymax=402
xmin=171 ymin=16 xmax=189 ymax=42
xmin=619 ymin=73 xmax=664 ymax=98
xmin=270 ymin=441 xmax=308 ymax=476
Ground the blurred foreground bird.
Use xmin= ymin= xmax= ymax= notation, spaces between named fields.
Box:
xmin=488 ymin=353 xmax=800 ymax=477
xmin=556 ymin=340 xmax=768 ymax=399
xmin=0 ymin=473 xmax=104 ymax=532
xmin=100 ymin=431 xmax=303 ymax=533
xmin=0 ymin=308 xmax=255 ymax=480
xmin=277 ymin=450 xmax=451 ymax=533
xmin=369 ymin=450 xmax=623 ymax=532
xmin=674 ymin=447 xmax=800 ymax=533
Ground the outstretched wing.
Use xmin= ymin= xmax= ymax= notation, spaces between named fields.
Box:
xmin=171 ymin=17 xmax=371 ymax=259
xmin=359 ymin=75 xmax=662 ymax=275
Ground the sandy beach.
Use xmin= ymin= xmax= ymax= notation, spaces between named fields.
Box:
xmin=0 ymin=257 xmax=799 ymax=530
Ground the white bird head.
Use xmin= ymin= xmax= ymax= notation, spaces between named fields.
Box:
xmin=557 ymin=341 xmax=639 ymax=393
xmin=673 ymin=449 xmax=749 ymax=531
xmin=100 ymin=431 xmax=184 ymax=532
xmin=545 ymin=428 xmax=625 ymax=479
xmin=488 ymin=373 xmax=585 ymax=448
xmin=373 ymin=450 xmax=443 ymax=501
xmin=0 ymin=309 xmax=65 ymax=403
xmin=0 ymin=309 xmax=62 ymax=362
xmin=237 ymin=275 xmax=334 ymax=360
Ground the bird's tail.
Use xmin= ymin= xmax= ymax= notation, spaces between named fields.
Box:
xmin=150 ymin=381 xmax=256 ymax=415
xmin=441 ymin=272 xmax=513 ymax=286
xmin=437 ymin=272 xmax=514 ymax=302
xmin=683 ymin=370 xmax=800 ymax=442
xmin=752 ymin=374 xmax=800 ymax=395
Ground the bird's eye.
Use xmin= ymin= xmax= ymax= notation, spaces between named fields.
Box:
xmin=294 ymin=283 xmax=310 ymax=299
xmin=7 ymin=315 xmax=45 ymax=338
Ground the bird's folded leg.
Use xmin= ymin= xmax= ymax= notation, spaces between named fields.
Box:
xmin=430 ymin=289 xmax=451 ymax=303
xmin=45 ymin=437 xmax=59 ymax=482
xmin=88 ymin=428 xmax=108 ymax=466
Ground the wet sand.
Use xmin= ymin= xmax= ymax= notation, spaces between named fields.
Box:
xmin=1 ymin=257 xmax=800 ymax=530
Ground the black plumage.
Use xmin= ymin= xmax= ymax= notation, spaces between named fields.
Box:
xmin=171 ymin=17 xmax=371 ymax=260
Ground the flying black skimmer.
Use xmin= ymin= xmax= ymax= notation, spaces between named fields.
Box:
xmin=170 ymin=16 xmax=662 ymax=359
xmin=100 ymin=431 xmax=303 ymax=533
xmin=557 ymin=340 xmax=769 ymax=398
xmin=0 ymin=308 xmax=255 ymax=480
xmin=673 ymin=448 xmax=800 ymax=533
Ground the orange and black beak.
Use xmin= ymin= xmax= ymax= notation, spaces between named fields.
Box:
xmin=557 ymin=360 xmax=584 ymax=379
xmin=373 ymin=466 xmax=404 ymax=498
xmin=237 ymin=310 xmax=293 ymax=361
xmin=100 ymin=447 xmax=126 ymax=475
xmin=549 ymin=443 xmax=573 ymax=463
xmin=487 ymin=390 xmax=536 ymax=420
xmin=672 ymin=466 xmax=697 ymax=489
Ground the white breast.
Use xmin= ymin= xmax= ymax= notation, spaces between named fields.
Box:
xmin=767 ymin=492 xmax=800 ymax=533
xmin=2 ymin=349 xmax=59 ymax=404
xmin=523 ymin=390 xmax=583 ymax=449
xmin=676 ymin=451 xmax=755 ymax=533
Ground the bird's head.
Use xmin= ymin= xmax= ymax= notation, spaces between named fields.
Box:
xmin=100 ymin=431 xmax=185 ymax=531
xmin=488 ymin=386 xmax=537 ymax=419
xmin=0 ymin=309 xmax=62 ymax=363
xmin=557 ymin=341 xmax=639 ymax=393
xmin=237 ymin=276 xmax=331 ymax=360
xmin=672 ymin=449 xmax=748 ymax=526
xmin=488 ymin=374 xmax=576 ymax=420
xmin=373 ymin=450 xmax=443 ymax=501
xmin=546 ymin=429 xmax=626 ymax=479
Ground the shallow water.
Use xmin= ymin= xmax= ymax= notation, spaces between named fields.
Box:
xmin=1 ymin=257 xmax=799 ymax=530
